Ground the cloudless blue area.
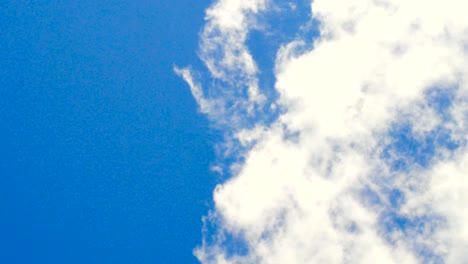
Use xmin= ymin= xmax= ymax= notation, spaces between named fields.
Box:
xmin=0 ymin=1 xmax=216 ymax=263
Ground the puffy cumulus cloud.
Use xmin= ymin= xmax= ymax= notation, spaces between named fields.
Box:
xmin=180 ymin=0 xmax=468 ymax=263
xmin=428 ymin=151 xmax=468 ymax=263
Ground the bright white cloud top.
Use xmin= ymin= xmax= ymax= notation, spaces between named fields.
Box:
xmin=177 ymin=0 xmax=468 ymax=263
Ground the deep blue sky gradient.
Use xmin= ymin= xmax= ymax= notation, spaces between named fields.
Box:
xmin=0 ymin=1 xmax=216 ymax=263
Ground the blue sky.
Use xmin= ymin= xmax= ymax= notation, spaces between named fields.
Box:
xmin=1 ymin=1 xmax=216 ymax=263
xmin=3 ymin=1 xmax=468 ymax=264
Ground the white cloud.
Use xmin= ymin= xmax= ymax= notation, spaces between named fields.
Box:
xmin=179 ymin=0 xmax=468 ymax=263
xmin=175 ymin=1 xmax=279 ymax=132
xmin=429 ymin=151 xmax=468 ymax=262
xmin=173 ymin=67 xmax=214 ymax=115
